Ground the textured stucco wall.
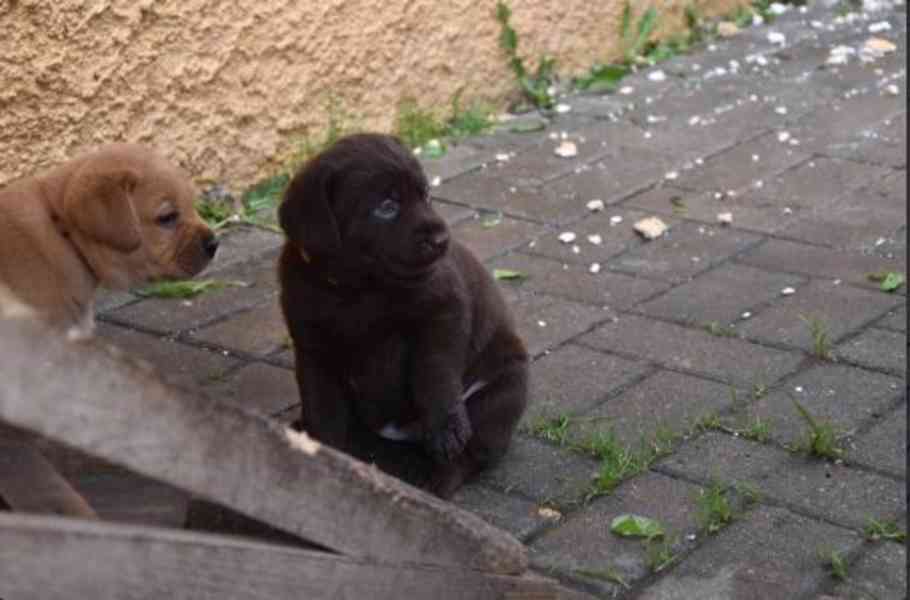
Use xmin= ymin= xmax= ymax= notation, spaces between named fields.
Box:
xmin=1 ymin=0 xmax=745 ymax=190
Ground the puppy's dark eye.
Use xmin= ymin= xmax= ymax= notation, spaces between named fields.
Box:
xmin=372 ymin=198 xmax=400 ymax=221
xmin=156 ymin=211 xmax=179 ymax=228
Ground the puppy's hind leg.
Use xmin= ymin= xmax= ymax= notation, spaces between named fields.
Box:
xmin=427 ymin=362 xmax=528 ymax=499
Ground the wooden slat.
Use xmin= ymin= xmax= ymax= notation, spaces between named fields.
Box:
xmin=0 ymin=513 xmax=560 ymax=600
xmin=0 ymin=316 xmax=527 ymax=574
xmin=0 ymin=442 xmax=97 ymax=519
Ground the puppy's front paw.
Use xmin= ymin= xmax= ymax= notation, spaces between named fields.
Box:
xmin=425 ymin=403 xmax=473 ymax=464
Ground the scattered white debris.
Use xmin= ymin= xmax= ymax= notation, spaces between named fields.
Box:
xmin=686 ymin=533 xmax=697 ymax=542
xmin=648 ymin=69 xmax=667 ymax=82
xmin=861 ymin=37 xmax=897 ymax=62
xmin=753 ymin=13 xmax=765 ymax=26
xmin=781 ymin=287 xmax=796 ymax=296
xmin=717 ymin=212 xmax=733 ymax=225
xmin=554 ymin=141 xmax=578 ymax=158
xmin=717 ymin=22 xmax=740 ymax=37
xmin=586 ymin=199 xmax=605 ymax=212
xmin=430 ymin=175 xmax=442 ymax=187
xmin=767 ymin=31 xmax=786 ymax=45
xmin=555 ymin=103 xmax=572 ymax=114
xmin=777 ymin=131 xmax=791 ymax=143
xmin=885 ymin=83 xmax=900 ymax=95
xmin=768 ymin=2 xmax=788 ymax=14
xmin=775 ymin=106 xmax=788 ymax=115
xmin=794 ymin=386 xmax=803 ymax=393
xmin=827 ymin=45 xmax=856 ymax=65
xmin=634 ymin=217 xmax=668 ymax=240
xmin=665 ymin=171 xmax=679 ymax=180
xmin=783 ymin=207 xmax=793 ymax=215
xmin=741 ymin=311 xmax=752 ymax=319
xmin=643 ymin=131 xmax=653 ymax=139
xmin=619 ymin=85 xmax=635 ymax=95
xmin=587 ymin=234 xmax=603 ymax=246
xmin=609 ymin=215 xmax=624 ymax=226
xmin=646 ymin=115 xmax=667 ymax=124
xmin=708 ymin=43 xmax=718 ymax=52
xmin=572 ymin=245 xmax=581 ymax=254
xmin=495 ymin=152 xmax=510 ymax=162
xmin=557 ymin=231 xmax=577 ymax=244
xmin=810 ymin=20 xmax=824 ymax=29
xmin=833 ymin=279 xmax=842 ymax=285
xmin=752 ymin=154 xmax=760 ymax=162
xmin=537 ymin=320 xmax=548 ymax=328
xmin=688 ymin=115 xmax=702 ymax=126
xmin=868 ymin=21 xmax=892 ymax=32
xmin=538 ymin=507 xmax=562 ymax=520
xmin=589 ymin=263 xmax=602 ymax=274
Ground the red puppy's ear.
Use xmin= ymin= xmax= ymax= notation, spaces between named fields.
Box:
xmin=63 ymin=164 xmax=142 ymax=252
xmin=278 ymin=156 xmax=342 ymax=258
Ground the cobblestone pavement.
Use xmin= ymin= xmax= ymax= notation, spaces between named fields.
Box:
xmin=93 ymin=2 xmax=906 ymax=598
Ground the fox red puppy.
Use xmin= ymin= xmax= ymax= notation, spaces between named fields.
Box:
xmin=278 ymin=133 xmax=528 ymax=498
xmin=0 ymin=143 xmax=218 ymax=338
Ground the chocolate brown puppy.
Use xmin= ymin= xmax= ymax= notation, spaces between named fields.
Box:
xmin=278 ymin=133 xmax=528 ymax=498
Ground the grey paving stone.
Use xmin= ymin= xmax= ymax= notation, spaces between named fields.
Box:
xmin=560 ymin=93 xmax=627 ymax=120
xmin=835 ymin=328 xmax=907 ymax=375
xmin=95 ymin=322 xmax=238 ymax=390
xmin=779 ymin=185 xmax=907 ymax=252
xmin=850 ymin=403 xmax=907 ymax=478
xmin=489 ymin=252 xmax=671 ymax=308
xmin=202 ymin=361 xmax=298 ymax=418
xmin=484 ymin=129 xmax=614 ymax=187
xmin=521 ymin=207 xmax=660 ymax=266
xmin=735 ymin=158 xmax=892 ymax=220
xmin=522 ymin=343 xmax=650 ymax=428
xmin=625 ymin=179 xmax=813 ymax=234
xmin=820 ymin=112 xmax=907 ymax=169
xmin=566 ymin=369 xmax=737 ymax=450
xmin=658 ymin=432 xmax=906 ymax=529
xmin=790 ymin=95 xmax=907 ymax=158
xmin=876 ymin=303 xmax=906 ymax=332
xmin=736 ymin=279 xmax=903 ymax=352
xmin=639 ymin=263 xmax=806 ymax=326
xmin=450 ymin=484 xmax=550 ymax=542
xmin=670 ymin=132 xmax=811 ymax=195
xmin=189 ymin=299 xmax=289 ymax=357
xmin=95 ymin=290 xmax=141 ymax=314
xmin=830 ymin=541 xmax=907 ymax=600
xmin=105 ymin=250 xmax=281 ymax=334
xmin=540 ymin=144 xmax=677 ymax=208
xmin=419 ymin=142 xmax=488 ymax=184
xmin=430 ymin=198 xmax=476 ymax=225
xmin=737 ymin=239 xmax=907 ymax=293
xmin=530 ymin=471 xmax=705 ymax=595
xmin=637 ymin=505 xmax=861 ymax=600
xmin=434 ymin=168 xmax=590 ymax=226
xmin=729 ymin=362 xmax=903 ymax=449
xmin=504 ymin=288 xmax=612 ymax=358
xmin=580 ymin=314 xmax=803 ymax=386
xmin=203 ymin=225 xmax=284 ymax=275
xmin=607 ymin=221 xmax=763 ymax=283
xmin=451 ymin=213 xmax=549 ymax=261
xmin=476 ymin=435 xmax=598 ymax=507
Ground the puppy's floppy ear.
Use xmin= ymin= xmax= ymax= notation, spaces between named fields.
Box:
xmin=278 ymin=156 xmax=342 ymax=257
xmin=63 ymin=163 xmax=142 ymax=252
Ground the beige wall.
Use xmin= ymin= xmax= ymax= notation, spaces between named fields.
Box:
xmin=1 ymin=0 xmax=744 ymax=190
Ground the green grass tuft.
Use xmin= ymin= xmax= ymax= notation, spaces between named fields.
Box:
xmin=792 ymin=399 xmax=843 ymax=460
xmin=696 ymin=482 xmax=734 ymax=534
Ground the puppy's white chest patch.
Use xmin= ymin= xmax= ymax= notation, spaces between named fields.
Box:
xmin=375 ymin=380 xmax=488 ymax=443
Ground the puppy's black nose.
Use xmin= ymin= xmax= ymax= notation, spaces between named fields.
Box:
xmin=202 ymin=234 xmax=219 ymax=258
xmin=419 ymin=230 xmax=449 ymax=255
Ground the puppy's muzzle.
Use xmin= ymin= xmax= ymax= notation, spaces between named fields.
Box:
xmin=416 ymin=224 xmax=449 ymax=263
xmin=202 ymin=232 xmax=219 ymax=259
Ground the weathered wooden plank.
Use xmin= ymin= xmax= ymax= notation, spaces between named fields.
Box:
xmin=0 ymin=442 xmax=97 ymax=519
xmin=0 ymin=513 xmax=561 ymax=600
xmin=0 ymin=316 xmax=527 ymax=574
